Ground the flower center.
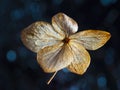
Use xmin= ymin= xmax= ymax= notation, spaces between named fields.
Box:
xmin=63 ymin=37 xmax=70 ymax=43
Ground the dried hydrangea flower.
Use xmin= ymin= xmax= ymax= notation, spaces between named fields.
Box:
xmin=21 ymin=13 xmax=111 ymax=84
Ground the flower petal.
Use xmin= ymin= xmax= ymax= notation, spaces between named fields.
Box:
xmin=52 ymin=13 xmax=78 ymax=36
xmin=21 ymin=21 xmax=65 ymax=53
xmin=69 ymin=30 xmax=111 ymax=50
xmin=67 ymin=41 xmax=91 ymax=75
xmin=37 ymin=42 xmax=74 ymax=73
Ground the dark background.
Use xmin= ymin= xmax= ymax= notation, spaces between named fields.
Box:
xmin=0 ymin=0 xmax=120 ymax=90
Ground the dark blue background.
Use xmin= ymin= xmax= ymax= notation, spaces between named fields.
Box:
xmin=0 ymin=0 xmax=120 ymax=90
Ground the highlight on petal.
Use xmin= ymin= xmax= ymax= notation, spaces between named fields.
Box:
xmin=69 ymin=30 xmax=111 ymax=50
xmin=21 ymin=21 xmax=65 ymax=53
xmin=52 ymin=13 xmax=78 ymax=36
xmin=67 ymin=41 xmax=91 ymax=75
xmin=37 ymin=42 xmax=74 ymax=73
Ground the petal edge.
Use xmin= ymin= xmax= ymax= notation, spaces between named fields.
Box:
xmin=67 ymin=41 xmax=91 ymax=75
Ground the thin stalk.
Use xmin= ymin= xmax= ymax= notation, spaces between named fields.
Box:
xmin=47 ymin=71 xmax=57 ymax=85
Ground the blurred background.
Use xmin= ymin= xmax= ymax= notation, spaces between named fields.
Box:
xmin=0 ymin=0 xmax=120 ymax=90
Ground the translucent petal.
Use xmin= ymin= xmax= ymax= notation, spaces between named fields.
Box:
xmin=52 ymin=13 xmax=78 ymax=36
xmin=37 ymin=42 xmax=74 ymax=73
xmin=21 ymin=21 xmax=65 ymax=53
xmin=69 ymin=30 xmax=111 ymax=50
xmin=67 ymin=41 xmax=91 ymax=75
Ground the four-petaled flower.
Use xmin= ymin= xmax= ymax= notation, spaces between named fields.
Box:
xmin=21 ymin=13 xmax=111 ymax=84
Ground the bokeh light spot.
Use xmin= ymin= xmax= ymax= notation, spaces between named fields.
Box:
xmin=62 ymin=68 xmax=70 ymax=73
xmin=70 ymin=85 xmax=79 ymax=90
xmin=52 ymin=0 xmax=63 ymax=5
xmin=97 ymin=76 xmax=107 ymax=88
xmin=10 ymin=9 xmax=24 ymax=21
xmin=104 ymin=48 xmax=114 ymax=65
xmin=6 ymin=50 xmax=16 ymax=62
xmin=25 ymin=2 xmax=46 ymax=20
xmin=100 ymin=0 xmax=118 ymax=6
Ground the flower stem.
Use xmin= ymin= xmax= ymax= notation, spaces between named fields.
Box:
xmin=47 ymin=71 xmax=57 ymax=85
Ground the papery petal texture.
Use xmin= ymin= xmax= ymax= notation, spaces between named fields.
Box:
xmin=52 ymin=13 xmax=78 ymax=36
xmin=37 ymin=42 xmax=74 ymax=73
xmin=21 ymin=21 xmax=65 ymax=53
xmin=67 ymin=41 xmax=91 ymax=75
xmin=69 ymin=30 xmax=111 ymax=50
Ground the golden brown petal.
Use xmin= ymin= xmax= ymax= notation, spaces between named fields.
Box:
xmin=69 ymin=30 xmax=111 ymax=50
xmin=21 ymin=21 xmax=65 ymax=53
xmin=52 ymin=13 xmax=78 ymax=36
xmin=37 ymin=42 xmax=74 ymax=73
xmin=67 ymin=41 xmax=91 ymax=75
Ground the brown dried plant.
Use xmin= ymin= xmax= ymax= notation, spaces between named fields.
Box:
xmin=21 ymin=13 xmax=111 ymax=84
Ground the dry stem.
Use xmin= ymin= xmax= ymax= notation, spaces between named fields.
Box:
xmin=47 ymin=71 xmax=57 ymax=85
